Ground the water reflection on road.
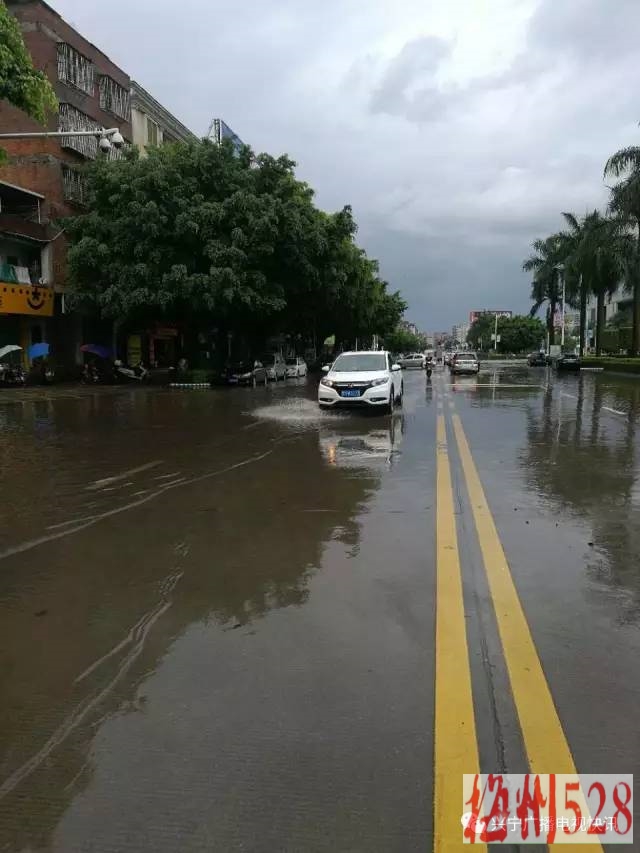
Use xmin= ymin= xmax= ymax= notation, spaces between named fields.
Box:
xmin=1 ymin=381 xmax=411 ymax=851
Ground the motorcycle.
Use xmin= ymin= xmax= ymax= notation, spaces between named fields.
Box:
xmin=114 ymin=360 xmax=149 ymax=383
xmin=0 ymin=363 xmax=26 ymax=387
xmin=425 ymin=358 xmax=433 ymax=380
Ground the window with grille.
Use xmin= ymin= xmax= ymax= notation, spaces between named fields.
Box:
xmin=99 ymin=75 xmax=131 ymax=121
xmin=57 ymin=43 xmax=95 ymax=95
xmin=59 ymin=103 xmax=101 ymax=159
xmin=147 ymin=117 xmax=159 ymax=146
xmin=62 ymin=166 xmax=88 ymax=206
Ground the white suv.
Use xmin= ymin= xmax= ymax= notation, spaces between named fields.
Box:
xmin=318 ymin=351 xmax=403 ymax=412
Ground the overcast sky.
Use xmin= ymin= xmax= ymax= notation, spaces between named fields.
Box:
xmin=52 ymin=0 xmax=640 ymax=331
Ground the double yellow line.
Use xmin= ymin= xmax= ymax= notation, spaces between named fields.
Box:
xmin=434 ymin=393 xmax=602 ymax=852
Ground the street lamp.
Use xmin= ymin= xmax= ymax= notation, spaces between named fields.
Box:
xmin=0 ymin=127 xmax=124 ymax=153
xmin=554 ymin=263 xmax=566 ymax=347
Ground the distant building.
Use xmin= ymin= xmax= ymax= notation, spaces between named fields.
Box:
xmin=585 ymin=284 xmax=632 ymax=329
xmin=452 ymin=322 xmax=470 ymax=344
xmin=130 ymin=81 xmax=197 ymax=156
xmin=398 ymin=319 xmax=419 ymax=337
xmin=207 ymin=118 xmax=245 ymax=153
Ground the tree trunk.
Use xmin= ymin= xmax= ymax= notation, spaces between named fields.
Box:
xmin=579 ymin=274 xmax=587 ymax=356
xmin=595 ymin=292 xmax=606 ymax=356
xmin=547 ymin=299 xmax=556 ymax=347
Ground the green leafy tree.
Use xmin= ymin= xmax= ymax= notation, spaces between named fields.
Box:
xmin=384 ymin=328 xmax=424 ymax=353
xmin=65 ymin=140 xmax=403 ymax=355
xmin=466 ymin=313 xmax=495 ymax=350
xmin=66 ymin=141 xmax=286 ymax=339
xmin=0 ymin=0 xmax=57 ymax=159
xmin=496 ymin=315 xmax=545 ymax=353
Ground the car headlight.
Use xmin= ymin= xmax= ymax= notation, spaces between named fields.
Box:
xmin=239 ymin=372 xmax=252 ymax=379
xmin=371 ymin=377 xmax=389 ymax=387
xmin=320 ymin=377 xmax=335 ymax=387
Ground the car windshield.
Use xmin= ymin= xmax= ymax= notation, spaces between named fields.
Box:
xmin=332 ymin=353 xmax=387 ymax=372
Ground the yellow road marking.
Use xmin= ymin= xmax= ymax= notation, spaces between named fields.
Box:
xmin=434 ymin=415 xmax=485 ymax=852
xmin=452 ymin=413 xmax=603 ymax=852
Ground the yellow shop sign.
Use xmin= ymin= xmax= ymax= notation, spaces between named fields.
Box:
xmin=0 ymin=283 xmax=54 ymax=317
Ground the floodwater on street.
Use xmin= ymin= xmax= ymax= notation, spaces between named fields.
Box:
xmin=1 ymin=363 xmax=639 ymax=851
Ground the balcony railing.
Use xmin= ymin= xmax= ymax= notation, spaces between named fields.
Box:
xmin=57 ymin=43 xmax=95 ymax=95
xmin=99 ymin=75 xmax=131 ymax=121
xmin=62 ymin=166 xmax=88 ymax=206
xmin=59 ymin=104 xmax=101 ymax=159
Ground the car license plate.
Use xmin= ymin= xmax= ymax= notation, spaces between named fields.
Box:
xmin=340 ymin=388 xmax=361 ymax=398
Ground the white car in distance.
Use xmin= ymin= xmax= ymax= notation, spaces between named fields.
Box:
xmin=318 ymin=351 xmax=403 ymax=413
xmin=286 ymin=356 xmax=307 ymax=378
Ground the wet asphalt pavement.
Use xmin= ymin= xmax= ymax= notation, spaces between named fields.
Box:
xmin=1 ymin=363 xmax=639 ymax=852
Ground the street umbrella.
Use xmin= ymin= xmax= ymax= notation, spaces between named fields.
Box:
xmin=0 ymin=345 xmax=22 ymax=360
xmin=29 ymin=342 xmax=50 ymax=360
xmin=80 ymin=344 xmax=112 ymax=359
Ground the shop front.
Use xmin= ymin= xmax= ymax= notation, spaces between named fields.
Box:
xmin=148 ymin=325 xmax=179 ymax=367
xmin=0 ymin=283 xmax=55 ymax=364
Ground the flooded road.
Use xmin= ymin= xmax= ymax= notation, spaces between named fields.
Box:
xmin=1 ymin=364 xmax=639 ymax=851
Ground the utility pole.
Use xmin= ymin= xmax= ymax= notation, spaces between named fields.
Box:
xmin=0 ymin=127 xmax=125 ymax=154
xmin=494 ymin=314 xmax=498 ymax=351
xmin=554 ymin=263 xmax=566 ymax=348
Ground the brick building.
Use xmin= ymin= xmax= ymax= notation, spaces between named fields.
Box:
xmin=0 ymin=0 xmax=132 ymax=366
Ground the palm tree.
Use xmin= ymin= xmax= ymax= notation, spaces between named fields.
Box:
xmin=523 ymin=233 xmax=566 ymax=347
xmin=586 ymin=213 xmax=630 ymax=354
xmin=604 ymin=147 xmax=640 ymax=355
xmin=559 ymin=212 xmax=588 ymax=353
xmin=560 ymin=210 xmax=631 ymax=355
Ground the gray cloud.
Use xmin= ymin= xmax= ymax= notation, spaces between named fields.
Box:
xmin=50 ymin=0 xmax=640 ymax=330
xmin=370 ymin=36 xmax=452 ymax=121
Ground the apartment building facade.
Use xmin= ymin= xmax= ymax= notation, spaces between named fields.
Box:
xmin=0 ymin=1 xmax=200 ymax=367
xmin=130 ymin=81 xmax=197 ymax=156
xmin=0 ymin=0 xmax=133 ymax=362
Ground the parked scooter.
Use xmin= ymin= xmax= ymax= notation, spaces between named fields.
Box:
xmin=82 ymin=360 xmax=118 ymax=384
xmin=114 ymin=360 xmax=149 ymax=383
xmin=0 ymin=363 xmax=26 ymax=387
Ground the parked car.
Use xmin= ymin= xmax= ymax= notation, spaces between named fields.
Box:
xmin=286 ymin=356 xmax=307 ymax=378
xmin=450 ymin=352 xmax=480 ymax=375
xmin=261 ymin=352 xmax=287 ymax=381
xmin=397 ymin=352 xmax=426 ymax=369
xmin=553 ymin=352 xmax=581 ymax=372
xmin=318 ymin=350 xmax=403 ymax=413
xmin=527 ymin=351 xmax=548 ymax=367
xmin=217 ymin=358 xmax=269 ymax=387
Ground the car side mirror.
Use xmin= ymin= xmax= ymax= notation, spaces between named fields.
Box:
xmin=322 ymin=365 xmax=330 ymax=373
xmin=391 ymin=364 xmax=401 ymax=372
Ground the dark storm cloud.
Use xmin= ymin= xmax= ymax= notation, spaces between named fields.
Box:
xmin=49 ymin=0 xmax=640 ymax=329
